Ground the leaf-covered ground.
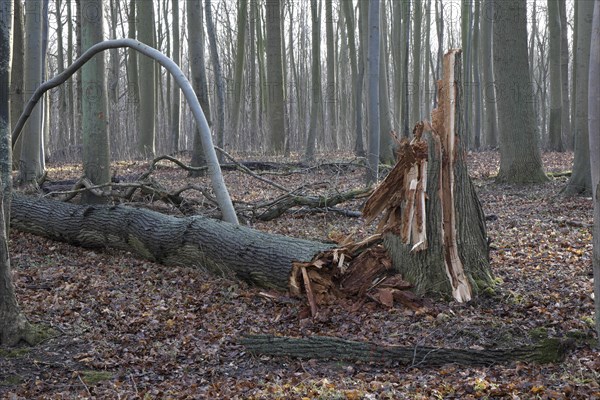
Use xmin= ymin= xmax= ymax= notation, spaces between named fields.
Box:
xmin=1 ymin=151 xmax=599 ymax=399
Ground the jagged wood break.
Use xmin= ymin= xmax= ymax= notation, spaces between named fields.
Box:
xmin=364 ymin=49 xmax=493 ymax=302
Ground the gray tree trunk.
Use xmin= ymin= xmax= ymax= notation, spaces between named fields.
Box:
xmin=11 ymin=195 xmax=332 ymax=292
xmin=171 ymin=0 xmax=181 ymax=152
xmin=325 ymin=0 xmax=337 ymax=150
xmin=18 ymin=0 xmax=45 ymax=185
xmin=10 ymin=0 xmax=24 ymax=169
xmin=587 ymin=0 xmax=600 ymax=345
xmin=481 ymin=0 xmax=497 ymax=148
xmin=558 ymin=0 xmax=571 ymax=149
xmin=127 ymin=0 xmax=139 ymax=148
xmin=81 ymin=0 xmax=110 ymax=204
xmin=547 ymin=0 xmax=564 ymax=151
xmin=493 ymin=0 xmax=547 ymax=183
xmin=265 ymin=0 xmax=286 ymax=154
xmin=0 ymin=0 xmax=34 ymax=347
xmin=411 ymin=0 xmax=422 ymax=128
xmin=204 ymin=0 xmax=225 ymax=161
xmin=366 ymin=0 xmax=380 ymax=185
xmin=137 ymin=0 xmax=156 ymax=158
xmin=231 ymin=0 xmax=247 ymax=137
xmin=378 ymin=5 xmax=394 ymax=165
xmin=305 ymin=0 xmax=321 ymax=162
xmin=564 ymin=0 xmax=594 ymax=196
xmin=188 ymin=0 xmax=209 ymax=171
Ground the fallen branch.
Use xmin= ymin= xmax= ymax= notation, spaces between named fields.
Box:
xmin=240 ymin=335 xmax=574 ymax=367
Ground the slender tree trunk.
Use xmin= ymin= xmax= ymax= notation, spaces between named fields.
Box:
xmin=472 ymin=0 xmax=482 ymax=150
xmin=589 ymin=0 xmax=600 ymax=346
xmin=341 ymin=0 xmax=363 ymax=157
xmin=558 ymin=0 xmax=571 ymax=149
xmin=171 ymin=0 xmax=181 ymax=152
xmin=204 ymin=0 xmax=225 ymax=160
xmin=127 ymin=0 xmax=139 ymax=152
xmin=564 ymin=0 xmax=594 ymax=195
xmin=400 ymin=0 xmax=411 ymax=137
xmin=570 ymin=0 xmax=578 ymax=149
xmin=378 ymin=4 xmax=394 ymax=165
xmin=411 ymin=0 xmax=422 ymax=127
xmin=18 ymin=0 xmax=44 ymax=185
xmin=547 ymin=0 xmax=564 ymax=151
xmin=481 ymin=0 xmax=497 ymax=148
xmin=10 ymin=0 xmax=24 ymax=169
xmin=188 ymin=0 xmax=209 ymax=171
xmin=81 ymin=0 xmax=110 ymax=204
xmin=265 ymin=0 xmax=286 ymax=154
xmin=231 ymin=0 xmax=247 ymax=137
xmin=0 ymin=0 xmax=34 ymax=347
xmin=325 ymin=0 xmax=337 ymax=149
xmin=137 ymin=0 xmax=156 ymax=157
xmin=305 ymin=0 xmax=321 ymax=162
xmin=493 ymin=0 xmax=548 ymax=183
xmin=366 ymin=0 xmax=380 ymax=185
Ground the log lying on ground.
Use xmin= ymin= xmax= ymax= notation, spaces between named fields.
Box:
xmin=241 ymin=335 xmax=574 ymax=366
xmin=10 ymin=194 xmax=332 ymax=291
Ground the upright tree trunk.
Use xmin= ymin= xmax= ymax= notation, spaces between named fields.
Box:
xmin=471 ymin=0 xmax=482 ymax=150
xmin=564 ymin=0 xmax=594 ymax=196
xmin=341 ymin=0 xmax=363 ymax=157
xmin=171 ymin=0 xmax=181 ymax=152
xmin=411 ymin=0 xmax=422 ymax=127
xmin=378 ymin=5 xmax=394 ymax=165
xmin=204 ymin=0 xmax=225 ymax=161
xmin=127 ymin=0 xmax=139 ymax=151
xmin=18 ymin=0 xmax=45 ymax=185
xmin=588 ymin=0 xmax=600 ymax=346
xmin=137 ymin=0 xmax=156 ymax=158
xmin=547 ymin=0 xmax=563 ymax=151
xmin=366 ymin=0 xmax=380 ymax=185
xmin=0 ymin=0 xmax=34 ymax=347
xmin=325 ymin=0 xmax=337 ymax=150
xmin=81 ymin=0 xmax=110 ymax=204
xmin=493 ymin=0 xmax=547 ymax=183
xmin=305 ymin=0 xmax=321 ymax=162
xmin=9 ymin=0 xmax=24 ymax=169
xmin=481 ymin=0 xmax=497 ymax=148
xmin=188 ymin=0 xmax=209 ymax=171
xmin=231 ymin=0 xmax=247 ymax=137
xmin=558 ymin=0 xmax=571 ymax=149
xmin=400 ymin=0 xmax=411 ymax=138
xmin=265 ymin=0 xmax=286 ymax=154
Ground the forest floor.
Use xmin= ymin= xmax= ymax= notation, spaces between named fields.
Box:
xmin=1 ymin=151 xmax=599 ymax=399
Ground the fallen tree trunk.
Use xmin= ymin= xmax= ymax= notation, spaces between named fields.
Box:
xmin=241 ymin=335 xmax=573 ymax=366
xmin=10 ymin=194 xmax=332 ymax=291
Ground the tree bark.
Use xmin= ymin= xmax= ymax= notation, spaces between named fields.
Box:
xmin=265 ymin=0 xmax=286 ymax=154
xmin=564 ymin=0 xmax=594 ymax=196
xmin=366 ymin=0 xmax=380 ymax=185
xmin=588 ymin=0 xmax=600 ymax=345
xmin=493 ymin=0 xmax=548 ymax=183
xmin=136 ymin=0 xmax=156 ymax=158
xmin=547 ymin=0 xmax=564 ymax=151
xmin=81 ymin=0 xmax=110 ymax=204
xmin=364 ymin=50 xmax=493 ymax=301
xmin=241 ymin=335 xmax=573 ymax=366
xmin=10 ymin=195 xmax=332 ymax=291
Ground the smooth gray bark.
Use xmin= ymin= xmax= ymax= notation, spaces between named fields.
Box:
xmin=81 ymin=0 xmax=110 ymax=204
xmin=564 ymin=0 xmax=594 ymax=196
xmin=171 ymin=0 xmax=181 ymax=152
xmin=305 ymin=0 xmax=321 ymax=162
xmin=493 ymin=0 xmax=548 ymax=183
xmin=10 ymin=38 xmax=239 ymax=224
xmin=265 ymin=0 xmax=286 ymax=154
xmin=588 ymin=0 xmax=600 ymax=344
xmin=136 ymin=0 xmax=155 ymax=157
xmin=481 ymin=0 xmax=497 ymax=148
xmin=366 ymin=0 xmax=380 ymax=185
xmin=547 ymin=0 xmax=564 ymax=151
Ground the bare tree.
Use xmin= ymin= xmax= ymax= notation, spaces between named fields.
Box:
xmin=564 ymin=0 xmax=594 ymax=195
xmin=588 ymin=0 xmax=600 ymax=345
xmin=493 ymin=0 xmax=547 ymax=183
xmin=305 ymin=0 xmax=321 ymax=161
xmin=366 ymin=0 xmax=380 ymax=185
xmin=265 ymin=0 xmax=285 ymax=154
xmin=547 ymin=0 xmax=564 ymax=151
xmin=137 ymin=0 xmax=156 ymax=157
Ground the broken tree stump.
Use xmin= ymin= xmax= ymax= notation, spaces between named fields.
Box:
xmin=363 ymin=49 xmax=494 ymax=302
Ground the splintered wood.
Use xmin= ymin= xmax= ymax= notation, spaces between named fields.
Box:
xmin=363 ymin=49 xmax=472 ymax=303
xmin=362 ymin=121 xmax=430 ymax=253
